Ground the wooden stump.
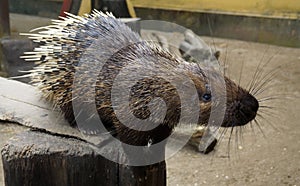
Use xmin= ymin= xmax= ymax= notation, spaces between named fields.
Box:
xmin=0 ymin=77 xmax=166 ymax=186
xmin=1 ymin=130 xmax=166 ymax=186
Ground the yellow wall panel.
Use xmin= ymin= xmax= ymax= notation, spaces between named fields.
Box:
xmin=131 ymin=0 xmax=300 ymax=19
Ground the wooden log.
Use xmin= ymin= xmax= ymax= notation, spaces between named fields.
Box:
xmin=1 ymin=130 xmax=166 ymax=186
xmin=1 ymin=130 xmax=118 ymax=186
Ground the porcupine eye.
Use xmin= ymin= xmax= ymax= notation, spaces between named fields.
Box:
xmin=202 ymin=84 xmax=212 ymax=102
xmin=202 ymin=93 xmax=211 ymax=102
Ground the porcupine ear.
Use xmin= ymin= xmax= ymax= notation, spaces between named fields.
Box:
xmin=179 ymin=29 xmax=221 ymax=69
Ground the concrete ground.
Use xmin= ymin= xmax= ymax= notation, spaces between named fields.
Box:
xmin=1 ymin=13 xmax=300 ymax=186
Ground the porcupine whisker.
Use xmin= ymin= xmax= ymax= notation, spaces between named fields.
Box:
xmin=223 ymin=48 xmax=232 ymax=81
xmin=258 ymin=104 xmax=278 ymax=112
xmin=239 ymin=126 xmax=245 ymax=150
xmin=257 ymin=95 xmax=287 ymax=103
xmin=246 ymin=45 xmax=271 ymax=92
xmin=253 ymin=118 xmax=266 ymax=138
xmin=246 ymin=63 xmax=261 ymax=94
xmin=239 ymin=126 xmax=245 ymax=145
xmin=256 ymin=86 xmax=294 ymax=109
xmin=252 ymin=64 xmax=291 ymax=98
xmin=210 ymin=127 xmax=228 ymax=161
xmin=216 ymin=127 xmax=228 ymax=147
xmin=251 ymin=65 xmax=282 ymax=96
xmin=231 ymin=101 xmax=248 ymax=151
xmin=236 ymin=126 xmax=244 ymax=149
xmin=238 ymin=55 xmax=245 ymax=87
xmin=248 ymin=120 xmax=257 ymax=138
xmin=227 ymin=126 xmax=235 ymax=158
xmin=234 ymin=127 xmax=239 ymax=151
xmin=252 ymin=50 xmax=281 ymax=94
xmin=254 ymin=82 xmax=286 ymax=97
xmin=249 ymin=48 xmax=282 ymax=94
xmin=257 ymin=114 xmax=280 ymax=132
xmin=217 ymin=127 xmax=225 ymax=142
xmin=226 ymin=63 xmax=235 ymax=155
xmin=259 ymin=105 xmax=275 ymax=109
xmin=228 ymin=127 xmax=238 ymax=157
xmin=222 ymin=43 xmax=230 ymax=78
xmin=258 ymin=114 xmax=280 ymax=133
xmin=258 ymin=108 xmax=279 ymax=119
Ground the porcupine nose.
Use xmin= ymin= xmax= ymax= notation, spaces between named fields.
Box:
xmin=239 ymin=93 xmax=259 ymax=125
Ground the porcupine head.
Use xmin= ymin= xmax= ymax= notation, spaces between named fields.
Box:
xmin=23 ymin=11 xmax=259 ymax=146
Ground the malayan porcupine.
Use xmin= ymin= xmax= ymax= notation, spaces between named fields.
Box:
xmin=22 ymin=10 xmax=259 ymax=146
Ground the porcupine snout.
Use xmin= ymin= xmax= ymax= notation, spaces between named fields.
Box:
xmin=223 ymin=92 xmax=259 ymax=127
xmin=238 ymin=93 xmax=259 ymax=124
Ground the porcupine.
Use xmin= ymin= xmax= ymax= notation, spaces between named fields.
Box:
xmin=22 ymin=10 xmax=259 ymax=146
